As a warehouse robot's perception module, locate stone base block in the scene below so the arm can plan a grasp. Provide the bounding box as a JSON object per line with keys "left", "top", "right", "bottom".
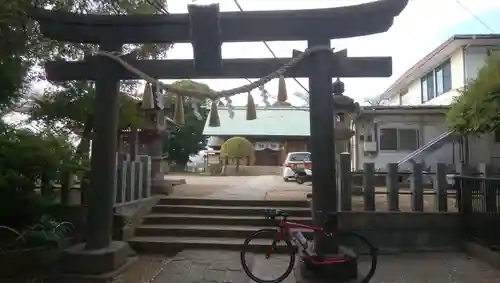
{"left": 55, "top": 256, "right": 137, "bottom": 283}
{"left": 152, "top": 178, "right": 174, "bottom": 195}
{"left": 59, "top": 241, "right": 133, "bottom": 275}
{"left": 295, "top": 247, "right": 359, "bottom": 283}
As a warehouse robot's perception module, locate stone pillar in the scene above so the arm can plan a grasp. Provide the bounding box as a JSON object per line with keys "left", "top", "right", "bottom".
{"left": 307, "top": 38, "right": 336, "bottom": 257}
{"left": 148, "top": 134, "right": 169, "bottom": 194}
{"left": 58, "top": 42, "right": 132, "bottom": 282}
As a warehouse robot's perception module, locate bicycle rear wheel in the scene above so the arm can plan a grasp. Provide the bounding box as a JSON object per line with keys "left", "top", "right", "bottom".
{"left": 240, "top": 228, "right": 296, "bottom": 283}
{"left": 337, "top": 231, "right": 378, "bottom": 283}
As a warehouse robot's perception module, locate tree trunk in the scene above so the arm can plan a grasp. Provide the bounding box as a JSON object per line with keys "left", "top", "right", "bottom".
{"left": 60, "top": 115, "right": 93, "bottom": 205}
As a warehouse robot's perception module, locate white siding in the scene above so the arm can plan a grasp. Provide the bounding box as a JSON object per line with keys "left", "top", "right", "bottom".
{"left": 464, "top": 46, "right": 490, "bottom": 83}
{"left": 354, "top": 114, "right": 456, "bottom": 171}
{"left": 353, "top": 114, "right": 496, "bottom": 171}
{"left": 401, "top": 80, "right": 422, "bottom": 105}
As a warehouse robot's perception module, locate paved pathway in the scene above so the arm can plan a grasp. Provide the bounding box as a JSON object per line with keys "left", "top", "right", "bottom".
{"left": 138, "top": 250, "right": 500, "bottom": 283}
{"left": 168, "top": 175, "right": 310, "bottom": 200}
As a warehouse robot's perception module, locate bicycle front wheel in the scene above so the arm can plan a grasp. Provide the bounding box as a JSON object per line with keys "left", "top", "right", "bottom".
{"left": 240, "top": 228, "right": 296, "bottom": 283}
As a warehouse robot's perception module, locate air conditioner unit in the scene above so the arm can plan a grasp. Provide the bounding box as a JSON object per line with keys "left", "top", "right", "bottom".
{"left": 363, "top": 141, "right": 377, "bottom": 152}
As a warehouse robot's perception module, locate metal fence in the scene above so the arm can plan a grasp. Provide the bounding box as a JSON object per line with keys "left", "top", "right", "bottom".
{"left": 454, "top": 176, "right": 500, "bottom": 250}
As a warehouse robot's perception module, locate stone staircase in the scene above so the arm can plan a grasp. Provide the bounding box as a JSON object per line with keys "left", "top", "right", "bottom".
{"left": 128, "top": 198, "right": 311, "bottom": 254}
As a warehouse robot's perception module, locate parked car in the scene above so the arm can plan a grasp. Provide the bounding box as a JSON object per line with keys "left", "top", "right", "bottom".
{"left": 282, "top": 152, "right": 311, "bottom": 182}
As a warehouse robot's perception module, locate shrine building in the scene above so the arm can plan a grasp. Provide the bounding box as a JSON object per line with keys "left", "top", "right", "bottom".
{"left": 203, "top": 105, "right": 310, "bottom": 166}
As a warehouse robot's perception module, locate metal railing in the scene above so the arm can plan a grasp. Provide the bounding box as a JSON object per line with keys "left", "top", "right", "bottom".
{"left": 454, "top": 176, "right": 500, "bottom": 250}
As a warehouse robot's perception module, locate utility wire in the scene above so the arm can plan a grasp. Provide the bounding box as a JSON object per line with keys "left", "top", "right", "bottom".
{"left": 147, "top": 0, "right": 169, "bottom": 15}
{"left": 232, "top": 0, "right": 310, "bottom": 95}
{"left": 453, "top": 0, "right": 495, "bottom": 33}
{"left": 148, "top": 0, "right": 312, "bottom": 105}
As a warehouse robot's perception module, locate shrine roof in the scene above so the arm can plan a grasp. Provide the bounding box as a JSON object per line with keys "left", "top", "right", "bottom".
{"left": 203, "top": 106, "right": 310, "bottom": 137}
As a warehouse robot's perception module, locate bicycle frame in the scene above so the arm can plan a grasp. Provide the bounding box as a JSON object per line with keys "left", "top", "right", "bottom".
{"left": 270, "top": 218, "right": 348, "bottom": 265}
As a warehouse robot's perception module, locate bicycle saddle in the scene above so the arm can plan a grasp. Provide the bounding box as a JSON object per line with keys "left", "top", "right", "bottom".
{"left": 263, "top": 208, "right": 288, "bottom": 218}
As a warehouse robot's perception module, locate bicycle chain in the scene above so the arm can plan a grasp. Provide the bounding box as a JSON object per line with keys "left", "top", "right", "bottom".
{"left": 97, "top": 46, "right": 333, "bottom": 100}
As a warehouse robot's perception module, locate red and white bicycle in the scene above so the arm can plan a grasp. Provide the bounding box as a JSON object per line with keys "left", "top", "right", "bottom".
{"left": 240, "top": 209, "right": 377, "bottom": 283}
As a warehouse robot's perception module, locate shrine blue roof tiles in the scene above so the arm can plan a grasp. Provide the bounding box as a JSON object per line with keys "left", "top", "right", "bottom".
{"left": 203, "top": 106, "right": 310, "bottom": 137}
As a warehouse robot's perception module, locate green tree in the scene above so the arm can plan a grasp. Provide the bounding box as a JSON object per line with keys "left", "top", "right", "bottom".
{"left": 1, "top": 0, "right": 171, "bottom": 119}
{"left": 163, "top": 80, "right": 211, "bottom": 168}
{"left": 0, "top": 125, "right": 81, "bottom": 230}
{"left": 220, "top": 136, "right": 255, "bottom": 172}
{"left": 0, "top": 0, "right": 172, "bottom": 202}
{"left": 447, "top": 54, "right": 500, "bottom": 134}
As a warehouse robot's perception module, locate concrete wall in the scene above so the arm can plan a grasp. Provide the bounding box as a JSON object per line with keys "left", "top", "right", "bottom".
{"left": 338, "top": 212, "right": 461, "bottom": 253}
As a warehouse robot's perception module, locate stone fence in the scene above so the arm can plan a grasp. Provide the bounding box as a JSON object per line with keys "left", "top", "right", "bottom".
{"left": 337, "top": 153, "right": 496, "bottom": 213}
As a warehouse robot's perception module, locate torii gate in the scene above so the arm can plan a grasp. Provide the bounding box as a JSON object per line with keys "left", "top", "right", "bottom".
{"left": 30, "top": 0, "right": 408, "bottom": 281}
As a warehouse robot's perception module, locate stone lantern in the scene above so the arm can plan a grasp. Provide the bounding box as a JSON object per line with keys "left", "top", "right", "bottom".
{"left": 332, "top": 78, "right": 359, "bottom": 154}
{"left": 140, "top": 83, "right": 170, "bottom": 194}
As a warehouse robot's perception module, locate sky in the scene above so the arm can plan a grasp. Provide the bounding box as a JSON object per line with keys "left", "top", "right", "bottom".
{"left": 11, "top": 0, "right": 500, "bottom": 124}
{"left": 157, "top": 0, "right": 500, "bottom": 106}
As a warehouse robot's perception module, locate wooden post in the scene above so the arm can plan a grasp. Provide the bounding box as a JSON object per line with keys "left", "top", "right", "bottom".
{"left": 411, "top": 162, "right": 424, "bottom": 212}
{"left": 363, "top": 163, "right": 375, "bottom": 211}
{"left": 115, "top": 161, "right": 126, "bottom": 205}
{"left": 125, "top": 161, "right": 134, "bottom": 202}
{"left": 456, "top": 163, "right": 471, "bottom": 212}
{"left": 386, "top": 163, "right": 399, "bottom": 211}
{"left": 484, "top": 174, "right": 497, "bottom": 213}
{"left": 128, "top": 128, "right": 139, "bottom": 161}
{"left": 339, "top": 153, "right": 352, "bottom": 211}
{"left": 139, "top": 155, "right": 152, "bottom": 198}
{"left": 435, "top": 163, "right": 448, "bottom": 212}
{"left": 134, "top": 161, "right": 143, "bottom": 201}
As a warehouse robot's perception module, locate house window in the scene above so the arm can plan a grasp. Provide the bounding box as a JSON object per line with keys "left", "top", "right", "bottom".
{"left": 435, "top": 60, "right": 452, "bottom": 96}
{"left": 442, "top": 60, "right": 452, "bottom": 93}
{"left": 421, "top": 72, "right": 435, "bottom": 102}
{"left": 379, "top": 128, "right": 398, "bottom": 150}
{"left": 421, "top": 59, "right": 452, "bottom": 103}
{"left": 379, "top": 128, "right": 419, "bottom": 151}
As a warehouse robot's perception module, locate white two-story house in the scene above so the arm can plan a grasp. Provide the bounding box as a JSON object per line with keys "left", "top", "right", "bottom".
{"left": 354, "top": 34, "right": 500, "bottom": 171}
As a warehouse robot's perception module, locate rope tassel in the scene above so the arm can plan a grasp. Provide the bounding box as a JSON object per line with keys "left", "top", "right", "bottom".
{"left": 277, "top": 75, "right": 288, "bottom": 102}
{"left": 141, "top": 83, "right": 154, "bottom": 110}
{"left": 246, "top": 92, "right": 257, "bottom": 120}
{"left": 173, "top": 95, "right": 185, "bottom": 124}
{"left": 208, "top": 100, "right": 221, "bottom": 127}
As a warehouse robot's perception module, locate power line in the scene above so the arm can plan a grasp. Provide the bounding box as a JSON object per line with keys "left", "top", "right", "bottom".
{"left": 453, "top": 0, "right": 495, "bottom": 33}
{"left": 232, "top": 0, "right": 310, "bottom": 95}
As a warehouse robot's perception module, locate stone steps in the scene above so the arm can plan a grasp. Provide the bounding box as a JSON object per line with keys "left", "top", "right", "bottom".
{"left": 157, "top": 198, "right": 309, "bottom": 207}
{"left": 129, "top": 236, "right": 295, "bottom": 254}
{"left": 150, "top": 205, "right": 311, "bottom": 217}
{"left": 129, "top": 197, "right": 310, "bottom": 254}
{"left": 135, "top": 224, "right": 313, "bottom": 239}
{"left": 142, "top": 214, "right": 312, "bottom": 226}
